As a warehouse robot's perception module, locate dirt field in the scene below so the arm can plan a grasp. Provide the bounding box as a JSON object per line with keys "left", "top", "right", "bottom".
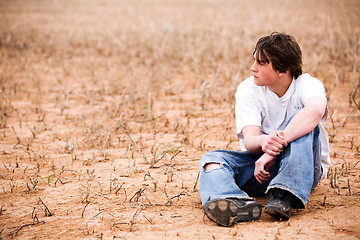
{"left": 0, "top": 0, "right": 359, "bottom": 239}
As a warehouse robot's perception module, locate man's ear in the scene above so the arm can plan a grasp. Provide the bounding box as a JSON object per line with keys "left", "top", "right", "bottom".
{"left": 278, "top": 71, "right": 289, "bottom": 77}
{"left": 279, "top": 72, "right": 286, "bottom": 77}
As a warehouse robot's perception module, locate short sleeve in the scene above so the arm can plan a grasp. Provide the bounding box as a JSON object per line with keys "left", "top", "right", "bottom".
{"left": 298, "top": 74, "right": 327, "bottom": 105}
{"left": 297, "top": 74, "right": 328, "bottom": 122}
{"left": 235, "top": 78, "right": 262, "bottom": 139}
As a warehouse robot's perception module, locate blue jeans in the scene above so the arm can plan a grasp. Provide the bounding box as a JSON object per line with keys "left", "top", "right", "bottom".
{"left": 199, "top": 125, "right": 322, "bottom": 209}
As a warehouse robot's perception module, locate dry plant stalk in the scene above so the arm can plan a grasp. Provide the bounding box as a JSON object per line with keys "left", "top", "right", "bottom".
{"left": 37, "top": 197, "right": 53, "bottom": 217}
{"left": 0, "top": 89, "right": 36, "bottom": 138}
{"left": 13, "top": 221, "right": 45, "bottom": 237}
{"left": 71, "top": 91, "right": 148, "bottom": 163}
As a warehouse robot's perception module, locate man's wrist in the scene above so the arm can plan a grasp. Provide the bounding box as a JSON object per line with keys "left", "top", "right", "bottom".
{"left": 257, "top": 134, "right": 265, "bottom": 150}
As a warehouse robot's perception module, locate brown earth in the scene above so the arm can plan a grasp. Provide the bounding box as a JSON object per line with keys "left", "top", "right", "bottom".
{"left": 0, "top": 0, "right": 359, "bottom": 239}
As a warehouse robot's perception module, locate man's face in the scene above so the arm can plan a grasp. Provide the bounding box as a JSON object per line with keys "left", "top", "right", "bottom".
{"left": 250, "top": 53, "right": 280, "bottom": 87}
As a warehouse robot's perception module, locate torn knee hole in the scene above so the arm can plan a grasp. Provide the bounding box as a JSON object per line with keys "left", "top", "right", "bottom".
{"left": 204, "top": 163, "right": 221, "bottom": 171}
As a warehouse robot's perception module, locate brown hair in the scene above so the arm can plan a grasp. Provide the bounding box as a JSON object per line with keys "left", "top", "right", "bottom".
{"left": 253, "top": 32, "right": 303, "bottom": 79}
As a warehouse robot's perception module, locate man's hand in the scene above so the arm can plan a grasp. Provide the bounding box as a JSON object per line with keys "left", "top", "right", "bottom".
{"left": 254, "top": 153, "right": 276, "bottom": 184}
{"left": 242, "top": 126, "right": 288, "bottom": 155}
{"left": 260, "top": 131, "right": 287, "bottom": 156}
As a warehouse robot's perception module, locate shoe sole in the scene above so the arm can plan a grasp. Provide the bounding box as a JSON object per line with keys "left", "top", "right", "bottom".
{"left": 264, "top": 205, "right": 291, "bottom": 219}
{"left": 204, "top": 199, "right": 262, "bottom": 227}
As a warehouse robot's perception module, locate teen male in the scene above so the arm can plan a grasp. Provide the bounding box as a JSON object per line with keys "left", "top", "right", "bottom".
{"left": 199, "top": 32, "right": 330, "bottom": 227}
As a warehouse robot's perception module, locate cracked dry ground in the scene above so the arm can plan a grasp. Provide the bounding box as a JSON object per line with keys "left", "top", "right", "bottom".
{"left": 0, "top": 0, "right": 359, "bottom": 239}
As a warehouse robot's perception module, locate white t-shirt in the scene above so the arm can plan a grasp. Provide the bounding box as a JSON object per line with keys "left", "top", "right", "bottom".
{"left": 235, "top": 73, "right": 330, "bottom": 180}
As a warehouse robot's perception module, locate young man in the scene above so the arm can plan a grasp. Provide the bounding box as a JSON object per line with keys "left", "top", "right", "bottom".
{"left": 199, "top": 32, "right": 330, "bottom": 227}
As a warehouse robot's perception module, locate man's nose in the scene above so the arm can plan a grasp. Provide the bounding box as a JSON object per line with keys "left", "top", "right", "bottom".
{"left": 250, "top": 62, "right": 257, "bottom": 72}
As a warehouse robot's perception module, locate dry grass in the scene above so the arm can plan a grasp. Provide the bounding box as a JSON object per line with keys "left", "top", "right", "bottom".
{"left": 0, "top": 0, "right": 359, "bottom": 239}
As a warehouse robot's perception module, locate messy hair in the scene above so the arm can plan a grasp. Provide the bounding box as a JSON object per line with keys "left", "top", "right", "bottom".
{"left": 253, "top": 32, "right": 303, "bottom": 79}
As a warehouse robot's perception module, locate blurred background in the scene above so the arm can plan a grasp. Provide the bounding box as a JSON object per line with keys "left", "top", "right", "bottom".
{"left": 0, "top": 0, "right": 359, "bottom": 239}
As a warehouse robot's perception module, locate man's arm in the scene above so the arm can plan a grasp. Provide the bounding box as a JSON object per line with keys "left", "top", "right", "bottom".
{"left": 242, "top": 96, "right": 327, "bottom": 183}
{"left": 242, "top": 127, "right": 286, "bottom": 156}
{"left": 243, "top": 96, "right": 326, "bottom": 154}
{"left": 281, "top": 96, "right": 327, "bottom": 143}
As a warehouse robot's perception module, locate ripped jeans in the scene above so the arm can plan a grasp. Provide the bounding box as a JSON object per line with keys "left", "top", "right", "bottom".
{"left": 199, "top": 125, "right": 322, "bottom": 209}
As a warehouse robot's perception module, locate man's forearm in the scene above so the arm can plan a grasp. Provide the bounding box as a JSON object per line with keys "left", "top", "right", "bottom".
{"left": 254, "top": 152, "right": 276, "bottom": 183}
{"left": 244, "top": 135, "right": 264, "bottom": 154}
{"left": 282, "top": 101, "right": 326, "bottom": 143}
{"left": 243, "top": 126, "right": 287, "bottom": 156}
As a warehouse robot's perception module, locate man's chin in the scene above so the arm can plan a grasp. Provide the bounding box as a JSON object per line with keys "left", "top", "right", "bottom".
{"left": 254, "top": 81, "right": 263, "bottom": 86}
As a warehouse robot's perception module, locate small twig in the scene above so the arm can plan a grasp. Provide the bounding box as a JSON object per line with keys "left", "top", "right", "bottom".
{"left": 108, "top": 178, "right": 117, "bottom": 194}
{"left": 329, "top": 110, "right": 338, "bottom": 134}
{"left": 14, "top": 221, "right": 45, "bottom": 236}
{"left": 169, "top": 150, "right": 182, "bottom": 162}
{"left": 321, "top": 195, "right": 327, "bottom": 207}
{"left": 164, "top": 183, "right": 170, "bottom": 203}
{"left": 79, "top": 182, "right": 111, "bottom": 199}
{"left": 0, "top": 89, "right": 36, "bottom": 138}
{"left": 338, "top": 108, "right": 356, "bottom": 128}
{"left": 143, "top": 215, "right": 153, "bottom": 224}
{"left": 0, "top": 206, "right": 6, "bottom": 215}
{"left": 333, "top": 167, "right": 341, "bottom": 195}
{"left": 129, "top": 186, "right": 148, "bottom": 232}
{"left": 37, "top": 197, "right": 53, "bottom": 217}
{"left": 143, "top": 171, "right": 158, "bottom": 192}
{"left": 333, "top": 167, "right": 338, "bottom": 188}
{"left": 143, "top": 171, "right": 154, "bottom": 181}
{"left": 165, "top": 191, "right": 190, "bottom": 205}
{"left": 354, "top": 160, "right": 360, "bottom": 168}
{"left": 11, "top": 126, "right": 21, "bottom": 147}
{"left": 31, "top": 207, "right": 36, "bottom": 220}
{"left": 192, "top": 172, "right": 200, "bottom": 192}
{"left": 114, "top": 182, "right": 126, "bottom": 195}
{"left": 54, "top": 177, "right": 70, "bottom": 186}
{"left": 122, "top": 187, "right": 128, "bottom": 203}
{"left": 129, "top": 186, "right": 148, "bottom": 203}
{"left": 129, "top": 203, "right": 145, "bottom": 232}
{"left": 101, "top": 209, "right": 115, "bottom": 218}
{"left": 92, "top": 211, "right": 102, "bottom": 219}
{"left": 2, "top": 162, "right": 9, "bottom": 172}
{"left": 82, "top": 201, "right": 90, "bottom": 218}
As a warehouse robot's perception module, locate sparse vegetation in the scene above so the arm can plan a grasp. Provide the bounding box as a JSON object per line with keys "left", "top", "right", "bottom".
{"left": 0, "top": 0, "right": 359, "bottom": 239}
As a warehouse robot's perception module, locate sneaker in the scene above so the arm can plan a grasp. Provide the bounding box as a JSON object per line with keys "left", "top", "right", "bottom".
{"left": 203, "top": 198, "right": 262, "bottom": 227}
{"left": 264, "top": 188, "right": 291, "bottom": 219}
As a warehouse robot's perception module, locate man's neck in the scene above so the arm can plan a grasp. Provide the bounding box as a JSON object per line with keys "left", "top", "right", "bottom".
{"left": 268, "top": 73, "right": 293, "bottom": 98}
